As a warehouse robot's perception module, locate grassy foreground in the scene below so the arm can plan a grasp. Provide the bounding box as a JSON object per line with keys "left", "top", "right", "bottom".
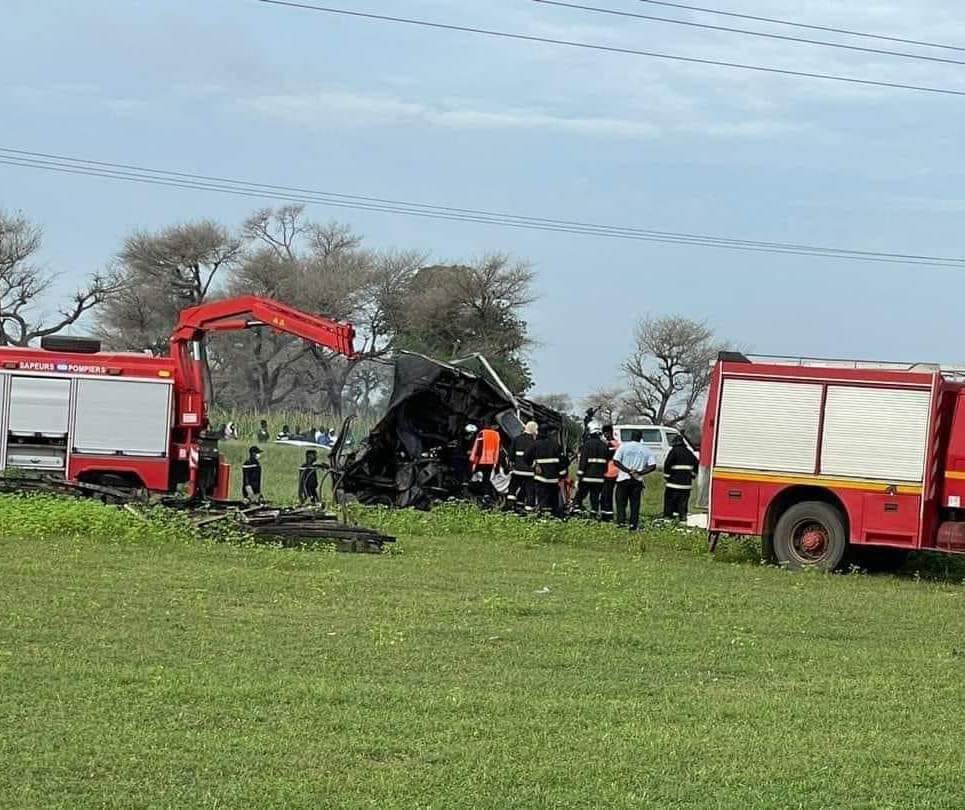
{"left": 0, "top": 495, "right": 963, "bottom": 808}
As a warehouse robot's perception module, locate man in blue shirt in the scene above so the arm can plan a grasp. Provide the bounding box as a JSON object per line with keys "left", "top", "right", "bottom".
{"left": 613, "top": 430, "right": 657, "bottom": 530}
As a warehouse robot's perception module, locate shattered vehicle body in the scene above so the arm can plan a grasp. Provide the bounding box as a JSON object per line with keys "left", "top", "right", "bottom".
{"left": 339, "top": 352, "right": 565, "bottom": 509}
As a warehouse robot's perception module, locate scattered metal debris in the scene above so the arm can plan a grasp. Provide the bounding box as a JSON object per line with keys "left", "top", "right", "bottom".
{"left": 0, "top": 474, "right": 394, "bottom": 554}
{"left": 189, "top": 503, "right": 395, "bottom": 554}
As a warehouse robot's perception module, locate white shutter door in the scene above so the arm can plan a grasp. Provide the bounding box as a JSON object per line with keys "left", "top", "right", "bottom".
{"left": 8, "top": 376, "right": 71, "bottom": 436}
{"left": 820, "top": 386, "right": 930, "bottom": 482}
{"left": 73, "top": 379, "right": 171, "bottom": 456}
{"left": 716, "top": 379, "right": 822, "bottom": 473}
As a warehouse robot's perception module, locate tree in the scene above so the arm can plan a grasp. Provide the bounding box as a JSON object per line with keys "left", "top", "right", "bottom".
{"left": 622, "top": 315, "right": 727, "bottom": 426}
{"left": 0, "top": 210, "right": 120, "bottom": 346}
{"left": 582, "top": 387, "right": 628, "bottom": 425}
{"left": 97, "top": 220, "right": 243, "bottom": 352}
{"left": 387, "top": 255, "right": 537, "bottom": 393}
{"left": 218, "top": 207, "right": 424, "bottom": 417}
{"left": 532, "top": 393, "right": 574, "bottom": 414}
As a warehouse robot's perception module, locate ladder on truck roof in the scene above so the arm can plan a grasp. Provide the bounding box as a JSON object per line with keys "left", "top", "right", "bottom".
{"left": 723, "top": 352, "right": 941, "bottom": 373}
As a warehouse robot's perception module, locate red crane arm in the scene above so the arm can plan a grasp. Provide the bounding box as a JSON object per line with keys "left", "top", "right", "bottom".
{"left": 170, "top": 295, "right": 357, "bottom": 358}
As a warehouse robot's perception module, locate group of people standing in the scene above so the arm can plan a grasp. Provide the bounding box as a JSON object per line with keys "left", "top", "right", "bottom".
{"left": 467, "top": 420, "right": 699, "bottom": 531}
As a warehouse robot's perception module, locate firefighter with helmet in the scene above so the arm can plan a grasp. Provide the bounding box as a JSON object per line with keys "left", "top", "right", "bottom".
{"left": 600, "top": 424, "right": 620, "bottom": 522}
{"left": 575, "top": 421, "right": 609, "bottom": 519}
{"left": 508, "top": 421, "right": 538, "bottom": 512}
{"left": 525, "top": 427, "right": 566, "bottom": 518}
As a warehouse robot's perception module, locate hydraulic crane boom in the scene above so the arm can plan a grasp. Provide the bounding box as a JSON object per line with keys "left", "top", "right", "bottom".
{"left": 171, "top": 295, "right": 357, "bottom": 356}
{"left": 168, "top": 295, "right": 358, "bottom": 499}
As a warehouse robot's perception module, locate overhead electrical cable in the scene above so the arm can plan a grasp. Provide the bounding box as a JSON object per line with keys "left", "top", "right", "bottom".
{"left": 254, "top": 1, "right": 965, "bottom": 97}
{"left": 3, "top": 147, "right": 965, "bottom": 269}
{"left": 533, "top": 0, "right": 965, "bottom": 67}
{"left": 632, "top": 0, "right": 965, "bottom": 54}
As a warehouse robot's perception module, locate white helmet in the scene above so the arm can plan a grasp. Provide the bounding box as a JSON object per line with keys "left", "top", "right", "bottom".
{"left": 588, "top": 420, "right": 603, "bottom": 435}
{"left": 464, "top": 424, "right": 479, "bottom": 435}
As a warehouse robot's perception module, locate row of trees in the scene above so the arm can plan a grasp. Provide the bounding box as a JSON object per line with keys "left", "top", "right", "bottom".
{"left": 1, "top": 205, "right": 731, "bottom": 429}
{"left": 1, "top": 206, "right": 536, "bottom": 418}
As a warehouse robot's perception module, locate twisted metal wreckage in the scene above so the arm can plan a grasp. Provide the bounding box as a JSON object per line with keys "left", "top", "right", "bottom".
{"left": 339, "top": 352, "right": 566, "bottom": 509}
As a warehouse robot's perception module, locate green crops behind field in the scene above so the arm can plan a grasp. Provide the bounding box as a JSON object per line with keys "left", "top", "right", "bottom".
{"left": 0, "top": 493, "right": 963, "bottom": 808}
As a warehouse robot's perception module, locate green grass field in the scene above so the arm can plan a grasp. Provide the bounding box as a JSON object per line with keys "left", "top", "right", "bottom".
{"left": 0, "top": 481, "right": 963, "bottom": 807}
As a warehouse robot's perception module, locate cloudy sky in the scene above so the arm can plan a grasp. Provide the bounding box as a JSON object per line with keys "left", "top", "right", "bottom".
{"left": 4, "top": 0, "right": 965, "bottom": 397}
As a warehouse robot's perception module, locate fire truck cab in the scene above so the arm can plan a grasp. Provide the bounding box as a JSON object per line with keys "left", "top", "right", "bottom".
{"left": 700, "top": 353, "right": 965, "bottom": 569}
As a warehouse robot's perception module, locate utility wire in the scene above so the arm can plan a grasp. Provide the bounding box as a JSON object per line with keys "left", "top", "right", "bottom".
{"left": 254, "top": 1, "right": 965, "bottom": 98}
{"left": 534, "top": 0, "right": 965, "bottom": 67}
{"left": 633, "top": 0, "right": 965, "bottom": 54}
{"left": 3, "top": 147, "right": 965, "bottom": 270}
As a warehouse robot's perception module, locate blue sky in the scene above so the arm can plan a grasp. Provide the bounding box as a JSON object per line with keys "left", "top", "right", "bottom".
{"left": 4, "top": 0, "right": 965, "bottom": 398}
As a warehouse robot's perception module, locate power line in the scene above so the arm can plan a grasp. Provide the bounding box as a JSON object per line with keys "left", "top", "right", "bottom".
{"left": 3, "top": 146, "right": 965, "bottom": 270}
{"left": 254, "top": 1, "right": 965, "bottom": 98}
{"left": 633, "top": 0, "right": 965, "bottom": 54}
{"left": 534, "top": 0, "right": 965, "bottom": 67}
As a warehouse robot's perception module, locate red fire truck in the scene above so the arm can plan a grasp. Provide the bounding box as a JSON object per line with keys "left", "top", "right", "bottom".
{"left": 0, "top": 296, "right": 355, "bottom": 499}
{"left": 699, "top": 353, "right": 965, "bottom": 569}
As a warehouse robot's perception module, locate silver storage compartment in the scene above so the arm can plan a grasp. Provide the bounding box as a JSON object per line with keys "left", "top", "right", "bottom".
{"left": 5, "top": 445, "right": 67, "bottom": 470}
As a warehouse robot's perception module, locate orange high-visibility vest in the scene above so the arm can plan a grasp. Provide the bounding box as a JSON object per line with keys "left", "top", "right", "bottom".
{"left": 470, "top": 429, "right": 501, "bottom": 467}
{"left": 605, "top": 438, "right": 621, "bottom": 480}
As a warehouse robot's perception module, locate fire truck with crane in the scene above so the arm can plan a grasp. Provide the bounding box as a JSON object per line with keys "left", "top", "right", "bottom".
{"left": 0, "top": 296, "right": 356, "bottom": 500}
{"left": 700, "top": 352, "right": 965, "bottom": 569}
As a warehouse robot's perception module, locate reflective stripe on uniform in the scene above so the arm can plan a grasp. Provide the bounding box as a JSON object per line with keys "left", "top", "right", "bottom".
{"left": 581, "top": 477, "right": 605, "bottom": 484}
{"left": 512, "top": 470, "right": 534, "bottom": 478}
{"left": 515, "top": 451, "right": 526, "bottom": 456}
{"left": 536, "top": 457, "right": 560, "bottom": 464}
{"left": 534, "top": 475, "right": 560, "bottom": 484}
{"left": 665, "top": 482, "right": 692, "bottom": 490}
{"left": 587, "top": 458, "right": 608, "bottom": 464}
{"left": 671, "top": 465, "right": 695, "bottom": 471}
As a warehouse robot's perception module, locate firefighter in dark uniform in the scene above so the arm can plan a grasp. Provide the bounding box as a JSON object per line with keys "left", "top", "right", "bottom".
{"left": 508, "top": 421, "right": 538, "bottom": 512}
{"left": 525, "top": 428, "right": 566, "bottom": 518}
{"left": 662, "top": 433, "right": 699, "bottom": 520}
{"left": 575, "top": 422, "right": 609, "bottom": 519}
{"left": 600, "top": 425, "right": 619, "bottom": 522}
{"left": 298, "top": 449, "right": 322, "bottom": 505}
{"left": 242, "top": 445, "right": 263, "bottom": 503}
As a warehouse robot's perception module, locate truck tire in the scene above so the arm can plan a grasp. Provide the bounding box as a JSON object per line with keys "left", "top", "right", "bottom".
{"left": 773, "top": 501, "right": 847, "bottom": 571}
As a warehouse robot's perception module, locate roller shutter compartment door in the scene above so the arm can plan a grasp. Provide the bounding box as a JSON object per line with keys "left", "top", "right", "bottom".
{"left": 820, "top": 386, "right": 930, "bottom": 482}
{"left": 73, "top": 379, "right": 172, "bottom": 456}
{"left": 8, "top": 376, "right": 71, "bottom": 437}
{"left": 715, "top": 379, "right": 823, "bottom": 474}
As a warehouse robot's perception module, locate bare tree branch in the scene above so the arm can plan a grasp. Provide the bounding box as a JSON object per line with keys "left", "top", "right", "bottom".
{"left": 0, "top": 210, "right": 121, "bottom": 346}
{"left": 622, "top": 315, "right": 724, "bottom": 426}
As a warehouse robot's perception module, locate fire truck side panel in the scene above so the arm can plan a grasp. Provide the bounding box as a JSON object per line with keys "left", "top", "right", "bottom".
{"left": 938, "top": 387, "right": 965, "bottom": 517}
{"left": 67, "top": 455, "right": 171, "bottom": 492}
{"left": 708, "top": 361, "right": 938, "bottom": 552}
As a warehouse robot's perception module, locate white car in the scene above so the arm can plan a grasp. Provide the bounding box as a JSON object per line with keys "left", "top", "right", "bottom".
{"left": 612, "top": 424, "right": 695, "bottom": 470}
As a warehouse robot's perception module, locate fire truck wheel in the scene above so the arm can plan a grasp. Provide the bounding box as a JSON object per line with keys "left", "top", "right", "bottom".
{"left": 773, "top": 501, "right": 847, "bottom": 571}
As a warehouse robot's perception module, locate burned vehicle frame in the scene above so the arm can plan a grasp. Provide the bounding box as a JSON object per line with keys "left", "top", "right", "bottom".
{"left": 339, "top": 352, "right": 565, "bottom": 509}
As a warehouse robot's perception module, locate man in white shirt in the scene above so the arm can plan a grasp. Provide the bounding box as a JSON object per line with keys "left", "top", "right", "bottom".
{"left": 612, "top": 430, "right": 657, "bottom": 530}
